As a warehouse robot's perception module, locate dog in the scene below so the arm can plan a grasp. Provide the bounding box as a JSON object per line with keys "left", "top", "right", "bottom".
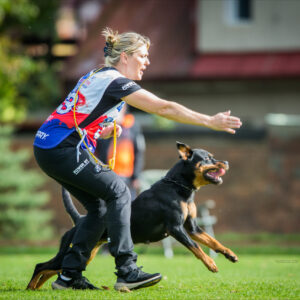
{"left": 27, "top": 142, "right": 238, "bottom": 290}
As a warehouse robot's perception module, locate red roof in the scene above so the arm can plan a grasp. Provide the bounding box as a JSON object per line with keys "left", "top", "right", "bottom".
{"left": 191, "top": 52, "right": 300, "bottom": 79}
{"left": 62, "top": 0, "right": 300, "bottom": 81}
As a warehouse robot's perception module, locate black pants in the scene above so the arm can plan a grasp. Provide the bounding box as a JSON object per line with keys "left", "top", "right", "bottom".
{"left": 34, "top": 144, "right": 138, "bottom": 275}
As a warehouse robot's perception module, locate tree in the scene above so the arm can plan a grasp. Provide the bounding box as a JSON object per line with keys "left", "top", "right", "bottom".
{"left": 0, "top": 37, "right": 36, "bottom": 122}
{"left": 0, "top": 0, "right": 60, "bottom": 123}
{"left": 0, "top": 126, "right": 53, "bottom": 241}
{"left": 0, "top": 1, "right": 60, "bottom": 240}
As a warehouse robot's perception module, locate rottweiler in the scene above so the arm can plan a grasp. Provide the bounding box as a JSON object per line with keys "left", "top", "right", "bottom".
{"left": 27, "top": 142, "right": 238, "bottom": 290}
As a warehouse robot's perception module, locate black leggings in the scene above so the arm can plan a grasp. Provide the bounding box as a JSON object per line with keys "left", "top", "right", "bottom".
{"left": 34, "top": 144, "right": 138, "bottom": 275}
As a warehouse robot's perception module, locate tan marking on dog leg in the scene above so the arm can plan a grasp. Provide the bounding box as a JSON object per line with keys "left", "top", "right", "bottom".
{"left": 27, "top": 273, "right": 41, "bottom": 290}
{"left": 190, "top": 232, "right": 238, "bottom": 262}
{"left": 180, "top": 201, "right": 188, "bottom": 221}
{"left": 190, "top": 231, "right": 222, "bottom": 249}
{"left": 187, "top": 202, "right": 197, "bottom": 219}
{"left": 86, "top": 240, "right": 106, "bottom": 266}
{"left": 188, "top": 245, "right": 218, "bottom": 272}
{"left": 27, "top": 269, "right": 60, "bottom": 290}
{"left": 36, "top": 270, "right": 60, "bottom": 289}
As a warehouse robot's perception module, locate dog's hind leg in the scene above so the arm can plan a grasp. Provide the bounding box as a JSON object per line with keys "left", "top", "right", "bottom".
{"left": 26, "top": 260, "right": 61, "bottom": 290}
{"left": 86, "top": 240, "right": 107, "bottom": 266}
{"left": 36, "top": 270, "right": 60, "bottom": 289}
{"left": 28, "top": 269, "right": 61, "bottom": 290}
{"left": 26, "top": 270, "right": 43, "bottom": 290}
{"left": 27, "top": 227, "right": 77, "bottom": 290}
{"left": 28, "top": 240, "right": 107, "bottom": 290}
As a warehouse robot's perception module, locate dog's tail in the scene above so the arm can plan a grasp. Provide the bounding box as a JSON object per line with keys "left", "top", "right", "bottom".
{"left": 62, "top": 187, "right": 82, "bottom": 225}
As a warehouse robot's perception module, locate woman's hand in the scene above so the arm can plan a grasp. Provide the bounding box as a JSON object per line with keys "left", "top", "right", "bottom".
{"left": 100, "top": 124, "right": 122, "bottom": 139}
{"left": 209, "top": 111, "right": 242, "bottom": 134}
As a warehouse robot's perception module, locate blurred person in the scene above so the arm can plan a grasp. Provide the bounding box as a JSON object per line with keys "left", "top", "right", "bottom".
{"left": 33, "top": 27, "right": 242, "bottom": 291}
{"left": 96, "top": 104, "right": 145, "bottom": 199}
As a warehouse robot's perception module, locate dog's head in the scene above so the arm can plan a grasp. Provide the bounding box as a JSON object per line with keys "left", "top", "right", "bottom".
{"left": 177, "top": 141, "right": 229, "bottom": 190}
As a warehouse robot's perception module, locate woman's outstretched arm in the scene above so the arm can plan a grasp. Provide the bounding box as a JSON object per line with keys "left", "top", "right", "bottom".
{"left": 123, "top": 89, "right": 242, "bottom": 134}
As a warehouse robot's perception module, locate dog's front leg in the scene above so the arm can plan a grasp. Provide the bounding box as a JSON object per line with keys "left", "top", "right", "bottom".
{"left": 168, "top": 225, "right": 218, "bottom": 272}
{"left": 184, "top": 216, "right": 238, "bottom": 263}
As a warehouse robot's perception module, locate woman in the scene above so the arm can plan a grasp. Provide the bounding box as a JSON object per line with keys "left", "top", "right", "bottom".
{"left": 33, "top": 28, "right": 242, "bottom": 291}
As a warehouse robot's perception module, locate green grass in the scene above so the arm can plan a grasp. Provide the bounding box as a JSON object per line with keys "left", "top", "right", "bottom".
{"left": 0, "top": 247, "right": 299, "bottom": 299}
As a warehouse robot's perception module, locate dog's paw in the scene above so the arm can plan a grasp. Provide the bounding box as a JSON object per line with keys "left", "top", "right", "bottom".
{"left": 204, "top": 256, "right": 219, "bottom": 273}
{"left": 223, "top": 248, "right": 238, "bottom": 263}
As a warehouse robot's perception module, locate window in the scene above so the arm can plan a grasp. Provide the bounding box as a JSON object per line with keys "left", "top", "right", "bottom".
{"left": 225, "top": 0, "right": 253, "bottom": 24}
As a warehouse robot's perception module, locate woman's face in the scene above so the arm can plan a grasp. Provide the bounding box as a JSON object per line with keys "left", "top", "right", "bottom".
{"left": 124, "top": 44, "right": 150, "bottom": 81}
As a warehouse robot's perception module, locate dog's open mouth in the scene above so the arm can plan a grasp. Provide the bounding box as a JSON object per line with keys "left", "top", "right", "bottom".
{"left": 204, "top": 168, "right": 226, "bottom": 185}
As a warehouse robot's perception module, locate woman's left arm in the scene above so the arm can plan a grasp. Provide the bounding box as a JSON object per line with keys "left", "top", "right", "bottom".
{"left": 123, "top": 89, "right": 242, "bottom": 134}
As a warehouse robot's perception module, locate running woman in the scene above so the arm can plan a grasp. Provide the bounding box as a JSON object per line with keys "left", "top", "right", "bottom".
{"left": 33, "top": 28, "right": 242, "bottom": 291}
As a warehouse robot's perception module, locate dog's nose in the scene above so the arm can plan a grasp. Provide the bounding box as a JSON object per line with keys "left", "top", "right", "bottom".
{"left": 223, "top": 161, "right": 229, "bottom": 169}
{"left": 217, "top": 160, "right": 229, "bottom": 169}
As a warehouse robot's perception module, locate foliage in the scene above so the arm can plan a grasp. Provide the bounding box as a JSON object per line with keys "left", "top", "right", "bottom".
{"left": 0, "top": 0, "right": 60, "bottom": 123}
{"left": 0, "top": 125, "right": 53, "bottom": 241}
{"left": 0, "top": 37, "right": 35, "bottom": 122}
{"left": 0, "top": 0, "right": 58, "bottom": 39}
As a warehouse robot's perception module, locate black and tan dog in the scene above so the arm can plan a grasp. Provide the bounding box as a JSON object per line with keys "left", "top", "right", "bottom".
{"left": 27, "top": 142, "right": 238, "bottom": 290}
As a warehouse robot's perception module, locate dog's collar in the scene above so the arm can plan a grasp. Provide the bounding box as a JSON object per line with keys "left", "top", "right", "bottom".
{"left": 162, "top": 177, "right": 195, "bottom": 192}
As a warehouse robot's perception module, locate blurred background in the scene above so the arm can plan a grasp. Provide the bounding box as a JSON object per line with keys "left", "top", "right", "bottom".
{"left": 0, "top": 0, "right": 299, "bottom": 250}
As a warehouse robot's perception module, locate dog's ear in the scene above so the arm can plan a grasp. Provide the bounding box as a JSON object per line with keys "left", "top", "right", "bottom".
{"left": 176, "top": 141, "right": 193, "bottom": 160}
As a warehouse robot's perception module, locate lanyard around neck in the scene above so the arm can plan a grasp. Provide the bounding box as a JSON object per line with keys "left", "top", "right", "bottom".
{"left": 73, "top": 68, "right": 117, "bottom": 170}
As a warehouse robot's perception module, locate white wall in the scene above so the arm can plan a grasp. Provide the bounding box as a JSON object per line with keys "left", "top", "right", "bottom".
{"left": 197, "top": 0, "right": 300, "bottom": 52}
{"left": 143, "top": 79, "right": 300, "bottom": 127}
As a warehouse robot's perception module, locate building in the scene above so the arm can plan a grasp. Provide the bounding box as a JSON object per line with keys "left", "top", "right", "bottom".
{"left": 38, "top": 0, "right": 300, "bottom": 233}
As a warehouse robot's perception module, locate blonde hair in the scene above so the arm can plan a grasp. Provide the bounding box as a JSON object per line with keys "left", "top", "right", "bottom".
{"left": 102, "top": 27, "right": 150, "bottom": 67}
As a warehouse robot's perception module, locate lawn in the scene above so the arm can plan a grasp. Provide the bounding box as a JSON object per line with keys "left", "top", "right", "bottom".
{"left": 0, "top": 245, "right": 299, "bottom": 299}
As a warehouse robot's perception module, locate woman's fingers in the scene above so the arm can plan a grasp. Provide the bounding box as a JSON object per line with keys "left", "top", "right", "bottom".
{"left": 211, "top": 111, "right": 242, "bottom": 133}
{"left": 116, "top": 124, "right": 122, "bottom": 137}
{"left": 228, "top": 120, "right": 242, "bottom": 128}
{"left": 223, "top": 110, "right": 231, "bottom": 116}
{"left": 225, "top": 128, "right": 236, "bottom": 134}
{"left": 226, "top": 116, "right": 242, "bottom": 128}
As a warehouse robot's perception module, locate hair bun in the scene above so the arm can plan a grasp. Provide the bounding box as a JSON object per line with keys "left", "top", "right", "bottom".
{"left": 102, "top": 27, "right": 119, "bottom": 45}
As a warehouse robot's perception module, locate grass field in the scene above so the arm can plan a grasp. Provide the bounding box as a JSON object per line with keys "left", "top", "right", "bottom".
{"left": 0, "top": 244, "right": 299, "bottom": 299}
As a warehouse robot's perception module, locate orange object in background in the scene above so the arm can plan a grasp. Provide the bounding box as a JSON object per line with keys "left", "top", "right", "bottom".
{"left": 107, "top": 114, "right": 136, "bottom": 177}
{"left": 108, "top": 139, "right": 135, "bottom": 177}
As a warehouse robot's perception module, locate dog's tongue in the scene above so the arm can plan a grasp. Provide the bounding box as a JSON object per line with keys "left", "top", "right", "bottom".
{"left": 218, "top": 168, "right": 226, "bottom": 176}
{"left": 210, "top": 168, "right": 226, "bottom": 177}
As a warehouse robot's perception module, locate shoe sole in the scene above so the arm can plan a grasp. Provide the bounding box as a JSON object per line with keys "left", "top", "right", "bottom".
{"left": 51, "top": 281, "right": 70, "bottom": 290}
{"left": 114, "top": 274, "right": 162, "bottom": 291}
{"left": 52, "top": 281, "right": 100, "bottom": 290}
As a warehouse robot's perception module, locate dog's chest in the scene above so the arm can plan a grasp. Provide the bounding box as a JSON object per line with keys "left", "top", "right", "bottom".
{"left": 180, "top": 201, "right": 197, "bottom": 222}
{"left": 180, "top": 201, "right": 189, "bottom": 221}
